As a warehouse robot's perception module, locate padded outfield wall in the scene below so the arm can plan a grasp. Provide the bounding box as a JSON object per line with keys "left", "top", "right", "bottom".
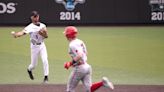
{"left": 0, "top": 0, "right": 164, "bottom": 25}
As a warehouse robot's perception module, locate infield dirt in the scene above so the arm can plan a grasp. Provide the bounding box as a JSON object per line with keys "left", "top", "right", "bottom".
{"left": 0, "top": 84, "right": 164, "bottom": 92}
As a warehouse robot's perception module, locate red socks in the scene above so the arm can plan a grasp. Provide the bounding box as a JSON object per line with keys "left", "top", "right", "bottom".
{"left": 91, "top": 82, "right": 103, "bottom": 92}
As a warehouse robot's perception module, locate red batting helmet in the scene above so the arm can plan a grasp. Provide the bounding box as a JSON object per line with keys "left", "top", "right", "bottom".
{"left": 64, "top": 26, "right": 78, "bottom": 39}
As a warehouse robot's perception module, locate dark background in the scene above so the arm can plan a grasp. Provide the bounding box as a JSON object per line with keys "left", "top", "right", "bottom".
{"left": 0, "top": 0, "right": 163, "bottom": 26}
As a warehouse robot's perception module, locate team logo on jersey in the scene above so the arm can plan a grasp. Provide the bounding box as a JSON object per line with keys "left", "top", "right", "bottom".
{"left": 55, "top": 0, "right": 85, "bottom": 11}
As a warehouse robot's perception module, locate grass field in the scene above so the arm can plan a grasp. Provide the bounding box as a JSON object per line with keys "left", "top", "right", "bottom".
{"left": 0, "top": 26, "right": 164, "bottom": 85}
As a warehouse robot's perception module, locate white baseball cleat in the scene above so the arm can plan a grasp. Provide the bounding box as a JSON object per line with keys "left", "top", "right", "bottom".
{"left": 102, "top": 77, "right": 114, "bottom": 90}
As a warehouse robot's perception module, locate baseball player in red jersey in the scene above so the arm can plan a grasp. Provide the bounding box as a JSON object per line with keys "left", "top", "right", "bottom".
{"left": 11, "top": 11, "right": 49, "bottom": 83}
{"left": 63, "top": 26, "right": 114, "bottom": 92}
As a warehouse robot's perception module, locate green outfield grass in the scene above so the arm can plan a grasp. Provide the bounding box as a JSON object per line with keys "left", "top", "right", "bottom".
{"left": 0, "top": 26, "right": 164, "bottom": 85}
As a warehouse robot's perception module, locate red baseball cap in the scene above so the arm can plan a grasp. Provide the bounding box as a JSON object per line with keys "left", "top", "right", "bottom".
{"left": 63, "top": 26, "right": 78, "bottom": 39}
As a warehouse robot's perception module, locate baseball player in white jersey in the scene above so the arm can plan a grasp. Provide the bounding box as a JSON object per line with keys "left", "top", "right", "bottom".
{"left": 11, "top": 11, "right": 49, "bottom": 83}
{"left": 63, "top": 26, "right": 114, "bottom": 92}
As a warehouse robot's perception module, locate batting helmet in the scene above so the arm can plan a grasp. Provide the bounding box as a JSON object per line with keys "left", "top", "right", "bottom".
{"left": 64, "top": 26, "right": 78, "bottom": 39}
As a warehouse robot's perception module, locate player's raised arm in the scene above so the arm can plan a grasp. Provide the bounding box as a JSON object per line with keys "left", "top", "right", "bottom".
{"left": 11, "top": 30, "right": 26, "bottom": 38}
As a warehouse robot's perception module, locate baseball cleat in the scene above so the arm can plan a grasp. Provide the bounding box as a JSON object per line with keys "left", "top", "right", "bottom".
{"left": 27, "top": 69, "right": 34, "bottom": 80}
{"left": 43, "top": 76, "right": 48, "bottom": 84}
{"left": 102, "top": 77, "right": 114, "bottom": 90}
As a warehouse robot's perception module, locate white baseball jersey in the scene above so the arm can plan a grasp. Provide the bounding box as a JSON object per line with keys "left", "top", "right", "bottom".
{"left": 23, "top": 23, "right": 46, "bottom": 44}
{"left": 69, "top": 38, "right": 87, "bottom": 64}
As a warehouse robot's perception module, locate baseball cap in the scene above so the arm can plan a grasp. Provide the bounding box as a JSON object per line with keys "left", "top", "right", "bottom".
{"left": 64, "top": 26, "right": 78, "bottom": 39}
{"left": 31, "top": 11, "right": 39, "bottom": 17}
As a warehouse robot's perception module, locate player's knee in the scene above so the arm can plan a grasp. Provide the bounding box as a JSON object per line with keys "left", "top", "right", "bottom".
{"left": 42, "top": 59, "right": 48, "bottom": 64}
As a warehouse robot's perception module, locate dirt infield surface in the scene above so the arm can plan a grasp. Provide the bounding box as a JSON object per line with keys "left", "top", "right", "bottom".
{"left": 0, "top": 84, "right": 164, "bottom": 92}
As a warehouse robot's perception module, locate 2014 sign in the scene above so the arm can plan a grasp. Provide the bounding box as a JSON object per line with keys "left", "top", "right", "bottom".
{"left": 151, "top": 12, "right": 164, "bottom": 21}
{"left": 60, "top": 12, "right": 81, "bottom": 20}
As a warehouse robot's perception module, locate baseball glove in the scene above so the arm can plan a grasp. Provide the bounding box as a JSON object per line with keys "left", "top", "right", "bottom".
{"left": 38, "top": 29, "right": 48, "bottom": 38}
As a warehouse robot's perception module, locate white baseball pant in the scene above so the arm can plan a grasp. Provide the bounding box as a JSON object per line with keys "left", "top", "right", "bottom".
{"left": 67, "top": 63, "right": 92, "bottom": 92}
{"left": 28, "top": 42, "right": 49, "bottom": 76}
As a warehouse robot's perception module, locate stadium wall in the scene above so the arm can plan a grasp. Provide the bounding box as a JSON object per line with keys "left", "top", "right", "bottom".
{"left": 0, "top": 0, "right": 164, "bottom": 26}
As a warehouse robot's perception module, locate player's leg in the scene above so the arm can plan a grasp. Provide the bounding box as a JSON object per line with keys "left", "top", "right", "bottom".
{"left": 91, "top": 82, "right": 103, "bottom": 92}
{"left": 91, "top": 77, "right": 114, "bottom": 91}
{"left": 79, "top": 64, "right": 102, "bottom": 92}
{"left": 66, "top": 68, "right": 80, "bottom": 92}
{"left": 28, "top": 47, "right": 39, "bottom": 70}
{"left": 40, "top": 43, "right": 49, "bottom": 82}
{"left": 89, "top": 64, "right": 103, "bottom": 92}
{"left": 89, "top": 65, "right": 103, "bottom": 92}
{"left": 81, "top": 64, "right": 105, "bottom": 92}
{"left": 27, "top": 47, "right": 39, "bottom": 80}
{"left": 81, "top": 66, "right": 92, "bottom": 92}
{"left": 102, "top": 77, "right": 114, "bottom": 90}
